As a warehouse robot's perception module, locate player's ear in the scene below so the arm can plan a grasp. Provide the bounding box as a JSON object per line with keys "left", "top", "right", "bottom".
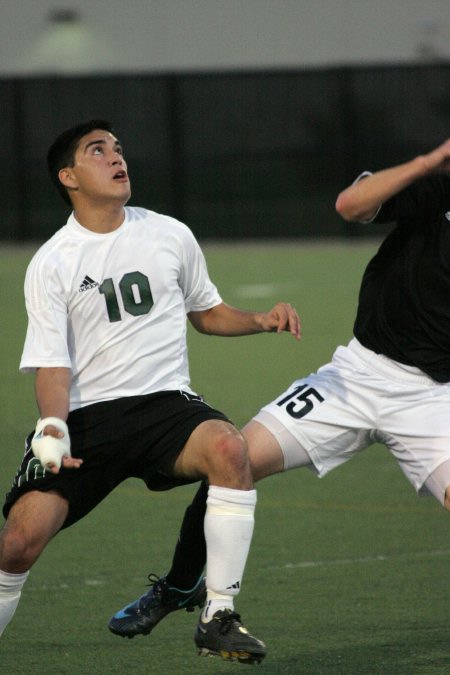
{"left": 58, "top": 167, "right": 78, "bottom": 190}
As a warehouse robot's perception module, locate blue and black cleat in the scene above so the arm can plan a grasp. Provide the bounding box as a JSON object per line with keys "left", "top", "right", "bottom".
{"left": 108, "top": 573, "right": 206, "bottom": 639}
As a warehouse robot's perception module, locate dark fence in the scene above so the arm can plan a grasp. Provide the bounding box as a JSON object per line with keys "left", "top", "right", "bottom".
{"left": 2, "top": 64, "right": 449, "bottom": 241}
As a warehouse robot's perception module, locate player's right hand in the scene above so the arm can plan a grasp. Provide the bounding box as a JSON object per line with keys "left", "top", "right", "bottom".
{"left": 31, "top": 417, "right": 83, "bottom": 474}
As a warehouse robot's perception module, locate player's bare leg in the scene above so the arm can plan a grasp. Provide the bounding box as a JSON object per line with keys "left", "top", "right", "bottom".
{"left": 0, "top": 491, "right": 68, "bottom": 635}
{"left": 111, "top": 420, "right": 266, "bottom": 664}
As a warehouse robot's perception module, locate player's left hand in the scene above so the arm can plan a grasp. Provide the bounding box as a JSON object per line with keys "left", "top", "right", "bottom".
{"left": 261, "top": 302, "right": 301, "bottom": 340}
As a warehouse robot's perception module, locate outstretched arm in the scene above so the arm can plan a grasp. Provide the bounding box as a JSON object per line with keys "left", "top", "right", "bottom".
{"left": 335, "top": 138, "right": 450, "bottom": 222}
{"left": 188, "top": 302, "right": 301, "bottom": 340}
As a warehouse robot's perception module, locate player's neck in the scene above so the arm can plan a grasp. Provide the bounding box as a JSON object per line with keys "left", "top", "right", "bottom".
{"left": 72, "top": 201, "right": 126, "bottom": 233}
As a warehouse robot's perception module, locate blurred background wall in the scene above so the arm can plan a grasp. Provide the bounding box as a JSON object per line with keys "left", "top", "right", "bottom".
{"left": 1, "top": 0, "right": 449, "bottom": 240}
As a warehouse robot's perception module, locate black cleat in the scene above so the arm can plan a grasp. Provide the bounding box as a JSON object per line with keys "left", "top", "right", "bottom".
{"left": 194, "top": 609, "right": 266, "bottom": 664}
{"left": 108, "top": 574, "right": 206, "bottom": 639}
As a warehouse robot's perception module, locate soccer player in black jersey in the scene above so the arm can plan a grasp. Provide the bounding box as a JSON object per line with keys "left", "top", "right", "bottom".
{"left": 110, "top": 138, "right": 450, "bottom": 639}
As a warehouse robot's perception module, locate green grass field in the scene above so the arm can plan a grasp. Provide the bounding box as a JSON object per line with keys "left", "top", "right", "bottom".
{"left": 0, "top": 242, "right": 449, "bottom": 674}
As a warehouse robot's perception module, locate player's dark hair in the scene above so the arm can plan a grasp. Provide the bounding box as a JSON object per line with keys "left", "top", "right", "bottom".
{"left": 47, "top": 119, "right": 115, "bottom": 205}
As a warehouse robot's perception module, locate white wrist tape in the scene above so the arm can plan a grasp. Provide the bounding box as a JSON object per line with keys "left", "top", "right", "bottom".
{"left": 31, "top": 417, "right": 71, "bottom": 470}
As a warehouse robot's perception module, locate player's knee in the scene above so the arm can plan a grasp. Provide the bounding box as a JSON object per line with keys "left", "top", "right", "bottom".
{"left": 0, "top": 527, "right": 41, "bottom": 572}
{"left": 210, "top": 427, "right": 249, "bottom": 471}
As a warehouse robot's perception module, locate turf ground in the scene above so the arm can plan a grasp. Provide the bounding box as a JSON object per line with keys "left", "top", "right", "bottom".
{"left": 0, "top": 242, "right": 449, "bottom": 674}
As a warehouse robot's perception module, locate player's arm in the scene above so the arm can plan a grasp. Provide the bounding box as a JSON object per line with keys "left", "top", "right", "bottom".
{"left": 188, "top": 302, "right": 301, "bottom": 340}
{"left": 335, "top": 137, "right": 450, "bottom": 222}
{"left": 35, "top": 367, "right": 71, "bottom": 421}
{"left": 32, "top": 367, "right": 83, "bottom": 474}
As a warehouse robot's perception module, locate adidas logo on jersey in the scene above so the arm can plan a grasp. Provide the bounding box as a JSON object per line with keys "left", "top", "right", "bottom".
{"left": 78, "top": 275, "right": 99, "bottom": 292}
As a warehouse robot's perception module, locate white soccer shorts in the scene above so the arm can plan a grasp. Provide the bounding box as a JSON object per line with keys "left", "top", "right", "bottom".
{"left": 253, "top": 339, "right": 450, "bottom": 503}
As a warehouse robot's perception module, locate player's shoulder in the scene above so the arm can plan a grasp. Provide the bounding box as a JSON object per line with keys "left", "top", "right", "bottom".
{"left": 403, "top": 172, "right": 450, "bottom": 217}
{"left": 424, "top": 172, "right": 450, "bottom": 200}
{"left": 125, "top": 206, "right": 197, "bottom": 241}
{"left": 26, "top": 222, "right": 73, "bottom": 277}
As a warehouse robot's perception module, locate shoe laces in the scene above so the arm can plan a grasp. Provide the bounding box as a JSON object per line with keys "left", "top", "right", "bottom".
{"left": 143, "top": 573, "right": 167, "bottom": 601}
{"left": 146, "top": 572, "right": 164, "bottom": 588}
{"left": 215, "top": 610, "right": 242, "bottom": 635}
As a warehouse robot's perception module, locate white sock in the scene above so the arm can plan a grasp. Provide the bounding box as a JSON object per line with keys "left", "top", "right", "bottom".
{"left": 202, "top": 486, "right": 256, "bottom": 622}
{"left": 0, "top": 569, "right": 29, "bottom": 636}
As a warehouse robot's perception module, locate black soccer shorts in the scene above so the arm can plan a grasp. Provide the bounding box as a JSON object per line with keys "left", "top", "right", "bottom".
{"left": 3, "top": 390, "right": 230, "bottom": 528}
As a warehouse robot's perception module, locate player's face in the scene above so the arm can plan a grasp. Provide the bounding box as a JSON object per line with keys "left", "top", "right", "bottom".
{"left": 65, "top": 129, "right": 131, "bottom": 205}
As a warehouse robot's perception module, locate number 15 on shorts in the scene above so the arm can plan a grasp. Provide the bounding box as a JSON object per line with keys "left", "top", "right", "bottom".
{"left": 276, "top": 384, "right": 324, "bottom": 419}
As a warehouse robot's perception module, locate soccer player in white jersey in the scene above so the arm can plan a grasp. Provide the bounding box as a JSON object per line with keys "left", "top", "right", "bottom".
{"left": 0, "top": 119, "right": 301, "bottom": 664}
{"left": 110, "top": 138, "right": 450, "bottom": 639}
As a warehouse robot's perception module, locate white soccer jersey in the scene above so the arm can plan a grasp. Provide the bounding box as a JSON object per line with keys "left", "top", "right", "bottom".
{"left": 20, "top": 207, "right": 222, "bottom": 410}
